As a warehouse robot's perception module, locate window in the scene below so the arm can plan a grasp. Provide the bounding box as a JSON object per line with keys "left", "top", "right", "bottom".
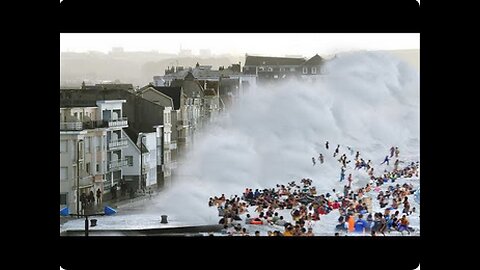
{"left": 290, "top": 67, "right": 295, "bottom": 72}
{"left": 96, "top": 163, "right": 100, "bottom": 173}
{"left": 268, "top": 67, "right": 273, "bottom": 72}
{"left": 259, "top": 67, "right": 265, "bottom": 71}
{"left": 78, "top": 141, "right": 84, "bottom": 158}
{"left": 164, "top": 112, "right": 170, "bottom": 124}
{"left": 86, "top": 162, "right": 91, "bottom": 174}
{"left": 312, "top": 67, "right": 317, "bottom": 74}
{"left": 74, "top": 112, "right": 78, "bottom": 119}
{"left": 60, "top": 141, "right": 67, "bottom": 153}
{"left": 273, "top": 75, "right": 279, "bottom": 79}
{"left": 60, "top": 193, "right": 68, "bottom": 205}
{"left": 126, "top": 156, "right": 133, "bottom": 166}
{"left": 303, "top": 67, "right": 308, "bottom": 74}
{"left": 85, "top": 137, "right": 90, "bottom": 153}
{"left": 60, "top": 167, "right": 68, "bottom": 181}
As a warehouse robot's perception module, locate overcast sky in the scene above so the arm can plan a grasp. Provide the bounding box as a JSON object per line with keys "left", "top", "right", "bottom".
{"left": 60, "top": 33, "right": 419, "bottom": 57}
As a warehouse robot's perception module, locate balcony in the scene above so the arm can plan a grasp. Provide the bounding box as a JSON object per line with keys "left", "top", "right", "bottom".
{"left": 60, "top": 122, "right": 83, "bottom": 131}
{"left": 108, "top": 159, "right": 128, "bottom": 171}
{"left": 60, "top": 120, "right": 109, "bottom": 131}
{"left": 163, "top": 141, "right": 170, "bottom": 150}
{"left": 170, "top": 161, "right": 178, "bottom": 169}
{"left": 108, "top": 138, "right": 128, "bottom": 150}
{"left": 107, "top": 117, "right": 128, "bottom": 128}
{"left": 72, "top": 176, "right": 94, "bottom": 189}
{"left": 177, "top": 119, "right": 189, "bottom": 127}
{"left": 163, "top": 141, "right": 177, "bottom": 150}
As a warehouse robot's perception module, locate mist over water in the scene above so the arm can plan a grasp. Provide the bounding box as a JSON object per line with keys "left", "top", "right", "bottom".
{"left": 147, "top": 51, "right": 420, "bottom": 223}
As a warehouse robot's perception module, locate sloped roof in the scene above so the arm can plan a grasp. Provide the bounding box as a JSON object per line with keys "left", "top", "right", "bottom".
{"left": 151, "top": 86, "right": 182, "bottom": 110}
{"left": 93, "top": 83, "right": 135, "bottom": 90}
{"left": 138, "top": 86, "right": 175, "bottom": 108}
{"left": 244, "top": 55, "right": 306, "bottom": 66}
{"left": 170, "top": 79, "right": 203, "bottom": 98}
{"left": 303, "top": 54, "right": 324, "bottom": 66}
{"left": 124, "top": 127, "right": 149, "bottom": 153}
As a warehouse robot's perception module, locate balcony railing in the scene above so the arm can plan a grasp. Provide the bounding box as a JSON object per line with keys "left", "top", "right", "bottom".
{"left": 84, "top": 120, "right": 108, "bottom": 129}
{"left": 60, "top": 120, "right": 108, "bottom": 131}
{"left": 108, "top": 159, "right": 128, "bottom": 171}
{"left": 72, "top": 176, "right": 93, "bottom": 189}
{"left": 170, "top": 161, "right": 178, "bottom": 169}
{"left": 107, "top": 117, "right": 128, "bottom": 128}
{"left": 164, "top": 141, "right": 177, "bottom": 150}
{"left": 177, "top": 119, "right": 189, "bottom": 127}
{"left": 108, "top": 138, "right": 128, "bottom": 150}
{"left": 60, "top": 122, "right": 83, "bottom": 131}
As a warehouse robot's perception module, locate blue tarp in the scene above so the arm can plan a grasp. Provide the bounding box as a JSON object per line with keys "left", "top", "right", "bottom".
{"left": 60, "top": 207, "right": 69, "bottom": 216}
{"left": 104, "top": 206, "right": 117, "bottom": 216}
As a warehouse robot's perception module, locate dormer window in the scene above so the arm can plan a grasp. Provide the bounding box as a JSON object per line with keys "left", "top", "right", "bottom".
{"left": 303, "top": 67, "right": 308, "bottom": 74}
{"left": 312, "top": 67, "right": 317, "bottom": 74}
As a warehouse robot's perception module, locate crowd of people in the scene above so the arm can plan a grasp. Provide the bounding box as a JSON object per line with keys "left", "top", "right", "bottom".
{"left": 208, "top": 141, "right": 420, "bottom": 236}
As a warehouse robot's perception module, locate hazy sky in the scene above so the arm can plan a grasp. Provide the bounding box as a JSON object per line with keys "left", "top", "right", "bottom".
{"left": 60, "top": 33, "right": 419, "bottom": 57}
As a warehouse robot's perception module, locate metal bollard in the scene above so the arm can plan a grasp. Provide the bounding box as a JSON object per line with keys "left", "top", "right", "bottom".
{"left": 161, "top": 215, "right": 168, "bottom": 224}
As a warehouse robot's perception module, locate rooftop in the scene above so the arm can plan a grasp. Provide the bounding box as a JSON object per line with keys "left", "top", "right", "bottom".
{"left": 96, "top": 100, "right": 127, "bottom": 104}
{"left": 303, "top": 54, "right": 324, "bottom": 66}
{"left": 151, "top": 86, "right": 182, "bottom": 110}
{"left": 244, "top": 55, "right": 306, "bottom": 66}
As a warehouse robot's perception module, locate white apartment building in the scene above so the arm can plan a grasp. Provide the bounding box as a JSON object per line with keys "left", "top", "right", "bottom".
{"left": 60, "top": 100, "right": 128, "bottom": 213}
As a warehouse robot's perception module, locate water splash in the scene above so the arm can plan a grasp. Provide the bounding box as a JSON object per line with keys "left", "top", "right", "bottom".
{"left": 147, "top": 51, "right": 419, "bottom": 223}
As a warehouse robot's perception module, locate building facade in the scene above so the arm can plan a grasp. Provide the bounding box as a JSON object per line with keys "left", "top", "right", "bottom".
{"left": 122, "top": 130, "right": 157, "bottom": 192}
{"left": 300, "top": 54, "right": 326, "bottom": 82}
{"left": 60, "top": 88, "right": 173, "bottom": 189}
{"left": 60, "top": 100, "right": 128, "bottom": 212}
{"left": 243, "top": 55, "right": 306, "bottom": 83}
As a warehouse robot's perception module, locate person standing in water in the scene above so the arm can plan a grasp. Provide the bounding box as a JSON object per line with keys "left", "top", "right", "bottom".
{"left": 366, "top": 160, "right": 372, "bottom": 170}
{"left": 395, "top": 147, "right": 400, "bottom": 158}
{"left": 390, "top": 146, "right": 395, "bottom": 158}
{"left": 340, "top": 167, "right": 346, "bottom": 182}
{"left": 312, "top": 157, "right": 316, "bottom": 166}
{"left": 347, "top": 146, "right": 354, "bottom": 156}
{"left": 381, "top": 155, "right": 390, "bottom": 165}
{"left": 334, "top": 145, "right": 340, "bottom": 157}
{"left": 347, "top": 173, "right": 353, "bottom": 188}
{"left": 319, "top": 153, "right": 324, "bottom": 164}
{"left": 325, "top": 141, "right": 329, "bottom": 150}
{"left": 394, "top": 159, "right": 400, "bottom": 171}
